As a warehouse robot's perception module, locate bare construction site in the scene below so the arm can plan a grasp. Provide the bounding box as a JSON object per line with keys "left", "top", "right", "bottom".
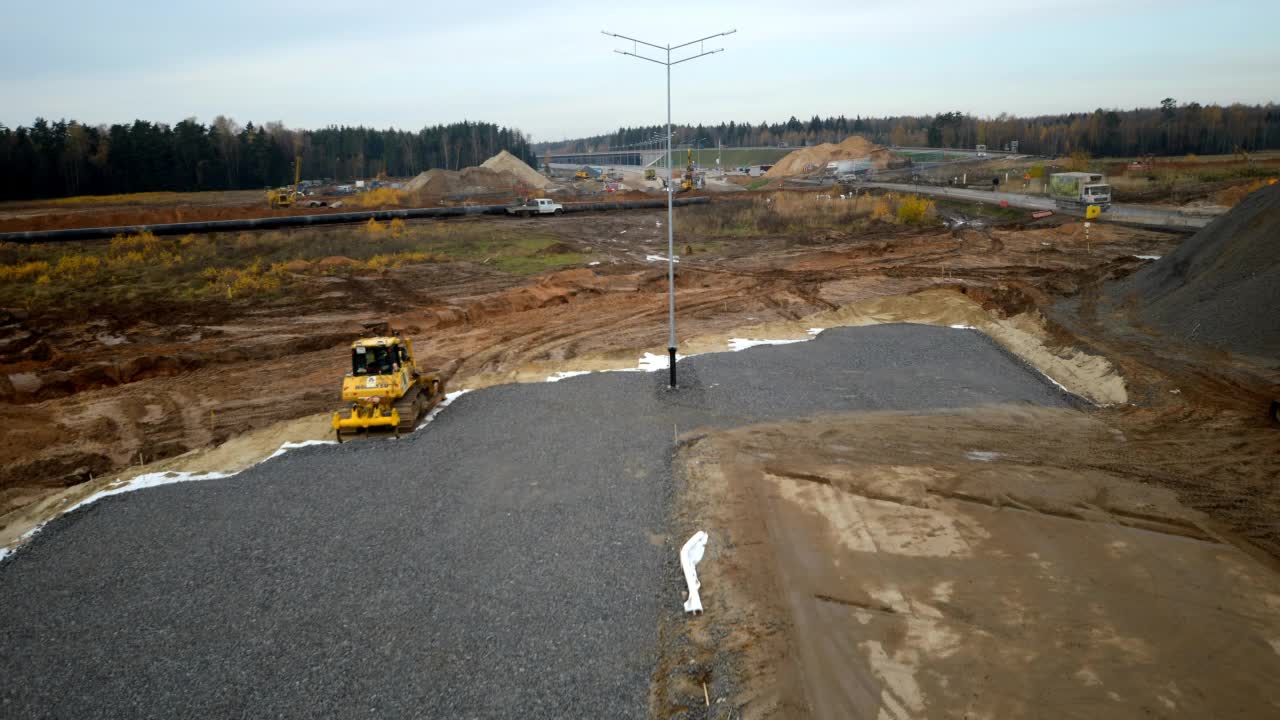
{"left": 2, "top": 21, "right": 1280, "bottom": 716}
{"left": 2, "top": 149, "right": 1277, "bottom": 716}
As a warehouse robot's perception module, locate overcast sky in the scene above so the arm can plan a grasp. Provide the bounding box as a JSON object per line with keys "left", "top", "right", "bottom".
{"left": 3, "top": 0, "right": 1276, "bottom": 141}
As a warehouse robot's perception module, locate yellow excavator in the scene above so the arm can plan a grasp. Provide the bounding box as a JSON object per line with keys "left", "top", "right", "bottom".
{"left": 679, "top": 149, "right": 695, "bottom": 192}
{"left": 332, "top": 334, "right": 447, "bottom": 442}
{"left": 267, "top": 155, "right": 302, "bottom": 209}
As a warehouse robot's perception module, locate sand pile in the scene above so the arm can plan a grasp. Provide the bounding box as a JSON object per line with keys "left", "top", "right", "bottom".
{"left": 765, "top": 135, "right": 892, "bottom": 177}
{"left": 481, "top": 150, "right": 549, "bottom": 189}
{"left": 1104, "top": 182, "right": 1280, "bottom": 359}
{"left": 403, "top": 166, "right": 523, "bottom": 195}
{"left": 403, "top": 150, "right": 547, "bottom": 195}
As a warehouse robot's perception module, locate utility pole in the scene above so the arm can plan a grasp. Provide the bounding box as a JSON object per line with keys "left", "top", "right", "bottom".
{"left": 604, "top": 28, "right": 736, "bottom": 388}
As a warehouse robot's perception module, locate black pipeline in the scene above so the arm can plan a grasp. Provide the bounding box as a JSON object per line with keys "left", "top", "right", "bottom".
{"left": 0, "top": 197, "right": 711, "bottom": 244}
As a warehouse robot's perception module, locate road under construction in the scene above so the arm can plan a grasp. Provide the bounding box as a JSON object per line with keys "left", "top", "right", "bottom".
{"left": 1, "top": 160, "right": 1278, "bottom": 719}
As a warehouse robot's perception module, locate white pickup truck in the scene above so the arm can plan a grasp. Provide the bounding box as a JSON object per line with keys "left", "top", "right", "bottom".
{"left": 505, "top": 198, "right": 564, "bottom": 217}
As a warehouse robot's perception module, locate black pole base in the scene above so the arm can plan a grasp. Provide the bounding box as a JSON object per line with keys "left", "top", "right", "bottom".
{"left": 668, "top": 347, "right": 678, "bottom": 389}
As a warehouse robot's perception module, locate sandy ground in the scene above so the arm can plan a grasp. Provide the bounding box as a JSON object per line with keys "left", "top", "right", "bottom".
{"left": 661, "top": 408, "right": 1280, "bottom": 719}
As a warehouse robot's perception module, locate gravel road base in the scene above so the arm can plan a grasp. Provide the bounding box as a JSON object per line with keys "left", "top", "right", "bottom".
{"left": 0, "top": 324, "right": 1069, "bottom": 718}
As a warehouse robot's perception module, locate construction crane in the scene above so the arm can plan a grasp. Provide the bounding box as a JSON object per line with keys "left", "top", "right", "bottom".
{"left": 267, "top": 155, "right": 302, "bottom": 209}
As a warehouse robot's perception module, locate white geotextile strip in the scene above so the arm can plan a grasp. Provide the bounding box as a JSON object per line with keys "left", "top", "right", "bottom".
{"left": 2, "top": 391, "right": 472, "bottom": 563}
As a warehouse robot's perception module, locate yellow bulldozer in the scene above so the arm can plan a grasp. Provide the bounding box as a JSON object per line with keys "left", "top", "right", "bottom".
{"left": 332, "top": 334, "right": 447, "bottom": 442}
{"left": 266, "top": 155, "right": 302, "bottom": 209}
{"left": 644, "top": 168, "right": 657, "bottom": 181}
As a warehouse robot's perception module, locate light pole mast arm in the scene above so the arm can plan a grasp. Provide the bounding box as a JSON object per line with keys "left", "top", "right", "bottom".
{"left": 603, "top": 29, "right": 736, "bottom": 389}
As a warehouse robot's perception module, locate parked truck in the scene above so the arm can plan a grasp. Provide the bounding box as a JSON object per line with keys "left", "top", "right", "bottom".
{"left": 1049, "top": 172, "right": 1112, "bottom": 210}
{"left": 505, "top": 198, "right": 564, "bottom": 217}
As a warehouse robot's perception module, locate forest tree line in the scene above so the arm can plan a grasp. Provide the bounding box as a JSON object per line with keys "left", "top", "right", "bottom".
{"left": 542, "top": 100, "right": 1280, "bottom": 159}
{"left": 0, "top": 118, "right": 538, "bottom": 201}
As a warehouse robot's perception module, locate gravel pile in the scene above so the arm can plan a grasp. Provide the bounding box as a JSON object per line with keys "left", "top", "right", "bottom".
{"left": 1105, "top": 182, "right": 1280, "bottom": 359}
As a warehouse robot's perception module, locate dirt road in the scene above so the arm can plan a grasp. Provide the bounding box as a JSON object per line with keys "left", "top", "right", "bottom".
{"left": 864, "top": 182, "right": 1212, "bottom": 231}
{"left": 665, "top": 408, "right": 1280, "bottom": 718}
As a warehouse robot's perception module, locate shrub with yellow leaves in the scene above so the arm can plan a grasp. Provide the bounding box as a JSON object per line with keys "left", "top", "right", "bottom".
{"left": 895, "top": 195, "right": 936, "bottom": 224}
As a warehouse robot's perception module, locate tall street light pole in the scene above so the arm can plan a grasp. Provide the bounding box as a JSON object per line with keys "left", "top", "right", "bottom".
{"left": 603, "top": 28, "right": 735, "bottom": 389}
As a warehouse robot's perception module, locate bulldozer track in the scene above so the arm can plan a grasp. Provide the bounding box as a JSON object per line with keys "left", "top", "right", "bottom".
{"left": 393, "top": 375, "right": 447, "bottom": 434}
{"left": 393, "top": 384, "right": 425, "bottom": 434}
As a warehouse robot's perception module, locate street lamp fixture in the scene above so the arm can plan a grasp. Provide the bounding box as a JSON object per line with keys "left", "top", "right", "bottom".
{"left": 604, "top": 28, "right": 736, "bottom": 388}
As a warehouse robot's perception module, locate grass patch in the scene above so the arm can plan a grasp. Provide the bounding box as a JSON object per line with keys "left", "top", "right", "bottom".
{"left": 492, "top": 252, "right": 584, "bottom": 275}
{"left": 0, "top": 220, "right": 583, "bottom": 318}
{"left": 892, "top": 149, "right": 971, "bottom": 163}
{"left": 933, "top": 198, "right": 1027, "bottom": 221}
{"left": 681, "top": 240, "right": 724, "bottom": 256}
{"left": 710, "top": 148, "right": 792, "bottom": 168}
{"left": 401, "top": 225, "right": 577, "bottom": 270}
{"left": 746, "top": 179, "right": 770, "bottom": 191}
{"left": 680, "top": 192, "right": 881, "bottom": 237}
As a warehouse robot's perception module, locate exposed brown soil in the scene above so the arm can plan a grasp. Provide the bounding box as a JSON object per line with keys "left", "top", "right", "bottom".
{"left": 2, "top": 202, "right": 1273, "bottom": 562}
{"left": 644, "top": 194, "right": 1280, "bottom": 719}
{"left": 658, "top": 407, "right": 1280, "bottom": 718}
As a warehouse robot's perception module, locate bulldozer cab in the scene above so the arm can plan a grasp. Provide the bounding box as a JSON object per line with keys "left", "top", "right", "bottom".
{"left": 351, "top": 337, "right": 413, "bottom": 377}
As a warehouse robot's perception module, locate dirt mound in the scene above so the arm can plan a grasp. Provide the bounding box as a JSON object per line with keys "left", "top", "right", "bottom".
{"left": 537, "top": 241, "right": 576, "bottom": 255}
{"left": 1104, "top": 182, "right": 1280, "bottom": 360}
{"left": 480, "top": 150, "right": 548, "bottom": 189}
{"left": 403, "top": 165, "right": 528, "bottom": 196}
{"left": 317, "top": 255, "right": 358, "bottom": 268}
{"left": 765, "top": 135, "right": 891, "bottom": 177}
{"left": 537, "top": 268, "right": 603, "bottom": 289}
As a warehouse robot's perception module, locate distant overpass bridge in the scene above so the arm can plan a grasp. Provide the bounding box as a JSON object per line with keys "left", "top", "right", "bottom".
{"left": 539, "top": 145, "right": 794, "bottom": 169}
{"left": 540, "top": 145, "right": 1026, "bottom": 170}
{"left": 540, "top": 150, "right": 674, "bottom": 169}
